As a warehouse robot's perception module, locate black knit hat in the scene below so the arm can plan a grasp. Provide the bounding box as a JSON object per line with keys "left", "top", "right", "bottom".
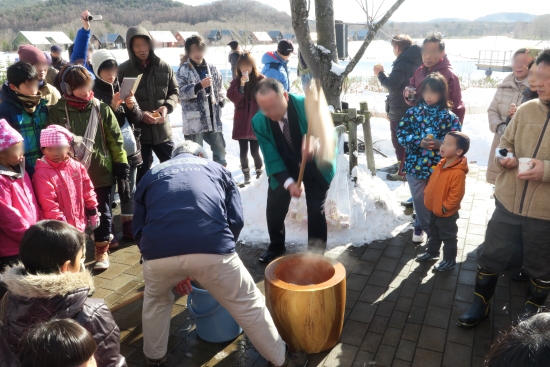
{"left": 277, "top": 39, "right": 294, "bottom": 56}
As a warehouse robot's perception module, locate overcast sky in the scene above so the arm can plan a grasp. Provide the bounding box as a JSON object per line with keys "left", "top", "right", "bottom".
{"left": 179, "top": 0, "right": 548, "bottom": 22}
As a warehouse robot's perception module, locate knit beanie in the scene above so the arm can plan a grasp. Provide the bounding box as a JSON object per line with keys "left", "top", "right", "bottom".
{"left": 43, "top": 51, "right": 52, "bottom": 65}
{"left": 0, "top": 119, "right": 23, "bottom": 151}
{"left": 18, "top": 45, "right": 48, "bottom": 66}
{"left": 91, "top": 49, "right": 117, "bottom": 78}
{"left": 40, "top": 125, "right": 73, "bottom": 148}
{"left": 51, "top": 45, "right": 62, "bottom": 53}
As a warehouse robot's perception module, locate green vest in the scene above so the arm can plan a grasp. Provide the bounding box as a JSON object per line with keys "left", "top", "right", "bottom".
{"left": 252, "top": 93, "right": 336, "bottom": 190}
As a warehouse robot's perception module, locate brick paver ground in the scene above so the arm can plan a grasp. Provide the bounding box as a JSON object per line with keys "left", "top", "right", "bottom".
{"left": 89, "top": 165, "right": 545, "bottom": 367}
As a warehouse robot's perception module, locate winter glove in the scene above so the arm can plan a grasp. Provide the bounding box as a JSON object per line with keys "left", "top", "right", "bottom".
{"left": 113, "top": 162, "right": 131, "bottom": 203}
{"left": 86, "top": 208, "right": 101, "bottom": 230}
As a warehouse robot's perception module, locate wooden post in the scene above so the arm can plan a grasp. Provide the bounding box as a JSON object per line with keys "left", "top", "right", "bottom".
{"left": 347, "top": 108, "right": 358, "bottom": 181}
{"left": 360, "top": 102, "right": 376, "bottom": 175}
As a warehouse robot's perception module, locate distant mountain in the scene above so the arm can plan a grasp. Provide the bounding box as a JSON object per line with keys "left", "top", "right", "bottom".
{"left": 428, "top": 18, "right": 470, "bottom": 23}
{"left": 474, "top": 12, "right": 537, "bottom": 22}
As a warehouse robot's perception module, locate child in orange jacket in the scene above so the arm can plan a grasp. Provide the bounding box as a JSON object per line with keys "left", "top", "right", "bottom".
{"left": 416, "top": 131, "right": 470, "bottom": 271}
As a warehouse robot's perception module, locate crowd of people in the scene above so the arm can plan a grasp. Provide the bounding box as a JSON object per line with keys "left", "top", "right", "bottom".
{"left": 0, "top": 7, "right": 549, "bottom": 366}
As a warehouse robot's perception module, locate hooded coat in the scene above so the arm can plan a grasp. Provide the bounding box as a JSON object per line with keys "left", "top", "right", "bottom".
{"left": 405, "top": 55, "right": 466, "bottom": 123}
{"left": 0, "top": 266, "right": 126, "bottom": 367}
{"left": 424, "top": 156, "right": 469, "bottom": 217}
{"left": 486, "top": 73, "right": 529, "bottom": 184}
{"left": 118, "top": 27, "right": 179, "bottom": 146}
{"left": 0, "top": 164, "right": 41, "bottom": 258}
{"left": 177, "top": 60, "right": 226, "bottom": 136}
{"left": 261, "top": 52, "right": 290, "bottom": 91}
{"left": 46, "top": 98, "right": 128, "bottom": 189}
{"left": 378, "top": 45, "right": 423, "bottom": 121}
{"left": 93, "top": 76, "right": 144, "bottom": 168}
{"left": 33, "top": 156, "right": 98, "bottom": 232}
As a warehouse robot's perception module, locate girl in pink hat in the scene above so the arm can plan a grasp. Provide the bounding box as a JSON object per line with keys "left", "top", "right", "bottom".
{"left": 33, "top": 125, "right": 99, "bottom": 249}
{"left": 0, "top": 119, "right": 41, "bottom": 274}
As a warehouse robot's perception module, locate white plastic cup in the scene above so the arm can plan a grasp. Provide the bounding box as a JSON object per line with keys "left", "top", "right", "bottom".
{"left": 518, "top": 158, "right": 533, "bottom": 174}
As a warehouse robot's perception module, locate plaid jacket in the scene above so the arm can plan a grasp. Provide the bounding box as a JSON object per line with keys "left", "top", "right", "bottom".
{"left": 0, "top": 84, "right": 48, "bottom": 172}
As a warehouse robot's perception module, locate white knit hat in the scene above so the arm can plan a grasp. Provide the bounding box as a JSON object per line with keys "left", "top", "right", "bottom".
{"left": 91, "top": 49, "right": 117, "bottom": 79}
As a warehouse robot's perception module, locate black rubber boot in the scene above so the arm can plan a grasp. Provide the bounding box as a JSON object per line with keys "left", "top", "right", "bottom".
{"left": 457, "top": 269, "right": 499, "bottom": 329}
{"left": 521, "top": 278, "right": 550, "bottom": 319}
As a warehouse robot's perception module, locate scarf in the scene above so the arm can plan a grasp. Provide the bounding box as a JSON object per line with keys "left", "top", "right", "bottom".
{"left": 64, "top": 92, "right": 94, "bottom": 111}
{"left": 15, "top": 91, "right": 43, "bottom": 113}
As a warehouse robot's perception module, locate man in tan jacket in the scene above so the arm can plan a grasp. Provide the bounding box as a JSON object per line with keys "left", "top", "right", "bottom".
{"left": 459, "top": 48, "right": 550, "bottom": 329}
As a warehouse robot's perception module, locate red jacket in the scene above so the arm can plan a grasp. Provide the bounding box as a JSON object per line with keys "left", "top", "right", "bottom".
{"left": 0, "top": 165, "right": 41, "bottom": 257}
{"left": 405, "top": 55, "right": 466, "bottom": 123}
{"left": 227, "top": 75, "right": 265, "bottom": 140}
{"left": 424, "top": 156, "right": 469, "bottom": 217}
{"left": 33, "top": 156, "right": 98, "bottom": 232}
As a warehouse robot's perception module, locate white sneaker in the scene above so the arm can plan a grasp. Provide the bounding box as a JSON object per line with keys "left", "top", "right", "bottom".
{"left": 412, "top": 228, "right": 425, "bottom": 243}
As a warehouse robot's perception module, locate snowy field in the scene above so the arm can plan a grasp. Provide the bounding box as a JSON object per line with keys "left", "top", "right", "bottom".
{"left": 4, "top": 36, "right": 538, "bottom": 250}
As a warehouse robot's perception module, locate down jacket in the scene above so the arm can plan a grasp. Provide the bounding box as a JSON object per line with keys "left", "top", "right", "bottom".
{"left": 405, "top": 55, "right": 466, "bottom": 123}
{"left": 118, "top": 26, "right": 179, "bottom": 146}
{"left": 177, "top": 60, "right": 226, "bottom": 136}
{"left": 378, "top": 45, "right": 422, "bottom": 121}
{"left": 46, "top": 98, "right": 128, "bottom": 189}
{"left": 0, "top": 266, "right": 126, "bottom": 367}
{"left": 486, "top": 73, "right": 529, "bottom": 184}
{"left": 0, "top": 163, "right": 40, "bottom": 258}
{"left": 424, "top": 156, "right": 469, "bottom": 217}
{"left": 33, "top": 156, "right": 98, "bottom": 232}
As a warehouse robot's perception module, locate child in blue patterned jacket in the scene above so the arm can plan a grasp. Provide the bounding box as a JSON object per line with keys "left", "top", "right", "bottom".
{"left": 397, "top": 72, "right": 462, "bottom": 243}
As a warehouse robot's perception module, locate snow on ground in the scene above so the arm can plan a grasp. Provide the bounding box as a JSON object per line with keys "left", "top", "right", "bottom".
{"left": 0, "top": 37, "right": 517, "bottom": 247}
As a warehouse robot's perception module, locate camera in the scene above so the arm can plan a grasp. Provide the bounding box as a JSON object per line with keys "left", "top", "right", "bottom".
{"left": 85, "top": 14, "right": 103, "bottom": 21}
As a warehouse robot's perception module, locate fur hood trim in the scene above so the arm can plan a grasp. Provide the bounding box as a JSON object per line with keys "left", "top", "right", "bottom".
{"left": 2, "top": 264, "right": 94, "bottom": 298}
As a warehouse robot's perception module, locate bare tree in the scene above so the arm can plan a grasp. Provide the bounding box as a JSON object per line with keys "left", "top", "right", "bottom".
{"left": 290, "top": 0, "right": 406, "bottom": 109}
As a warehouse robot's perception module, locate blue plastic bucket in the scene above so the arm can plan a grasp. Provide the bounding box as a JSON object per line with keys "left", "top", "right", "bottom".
{"left": 187, "top": 285, "right": 243, "bottom": 343}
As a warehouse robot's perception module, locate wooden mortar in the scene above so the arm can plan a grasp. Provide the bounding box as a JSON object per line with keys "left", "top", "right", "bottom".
{"left": 264, "top": 254, "right": 346, "bottom": 354}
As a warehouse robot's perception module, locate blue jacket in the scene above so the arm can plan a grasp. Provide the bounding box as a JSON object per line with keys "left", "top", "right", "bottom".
{"left": 70, "top": 28, "right": 95, "bottom": 78}
{"left": 261, "top": 51, "right": 290, "bottom": 91}
{"left": 396, "top": 102, "right": 461, "bottom": 180}
{"left": 133, "top": 153, "right": 244, "bottom": 261}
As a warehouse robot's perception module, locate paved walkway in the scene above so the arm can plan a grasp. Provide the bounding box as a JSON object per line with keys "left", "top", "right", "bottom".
{"left": 90, "top": 165, "right": 542, "bottom": 367}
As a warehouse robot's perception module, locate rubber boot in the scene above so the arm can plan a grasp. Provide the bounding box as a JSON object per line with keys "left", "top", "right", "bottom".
{"left": 121, "top": 215, "right": 134, "bottom": 239}
{"left": 94, "top": 241, "right": 110, "bottom": 270}
{"left": 521, "top": 278, "right": 550, "bottom": 319}
{"left": 242, "top": 168, "right": 251, "bottom": 184}
{"left": 457, "top": 269, "right": 499, "bottom": 328}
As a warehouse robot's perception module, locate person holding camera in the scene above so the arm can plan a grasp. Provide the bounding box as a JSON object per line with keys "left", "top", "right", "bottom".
{"left": 118, "top": 26, "right": 179, "bottom": 184}
{"left": 70, "top": 10, "right": 96, "bottom": 78}
{"left": 177, "top": 35, "right": 227, "bottom": 166}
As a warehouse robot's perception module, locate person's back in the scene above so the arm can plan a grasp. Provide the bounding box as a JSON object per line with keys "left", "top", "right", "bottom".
{"left": 133, "top": 149, "right": 243, "bottom": 261}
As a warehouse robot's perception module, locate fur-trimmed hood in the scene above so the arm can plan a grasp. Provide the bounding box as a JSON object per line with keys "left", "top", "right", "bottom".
{"left": 1, "top": 264, "right": 94, "bottom": 298}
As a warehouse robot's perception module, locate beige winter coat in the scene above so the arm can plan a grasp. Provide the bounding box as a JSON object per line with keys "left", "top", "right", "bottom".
{"left": 486, "top": 73, "right": 529, "bottom": 184}
{"left": 494, "top": 99, "right": 550, "bottom": 221}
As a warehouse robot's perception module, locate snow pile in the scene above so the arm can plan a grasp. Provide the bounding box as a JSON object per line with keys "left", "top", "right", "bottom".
{"left": 330, "top": 62, "right": 346, "bottom": 76}
{"left": 238, "top": 152, "right": 408, "bottom": 249}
